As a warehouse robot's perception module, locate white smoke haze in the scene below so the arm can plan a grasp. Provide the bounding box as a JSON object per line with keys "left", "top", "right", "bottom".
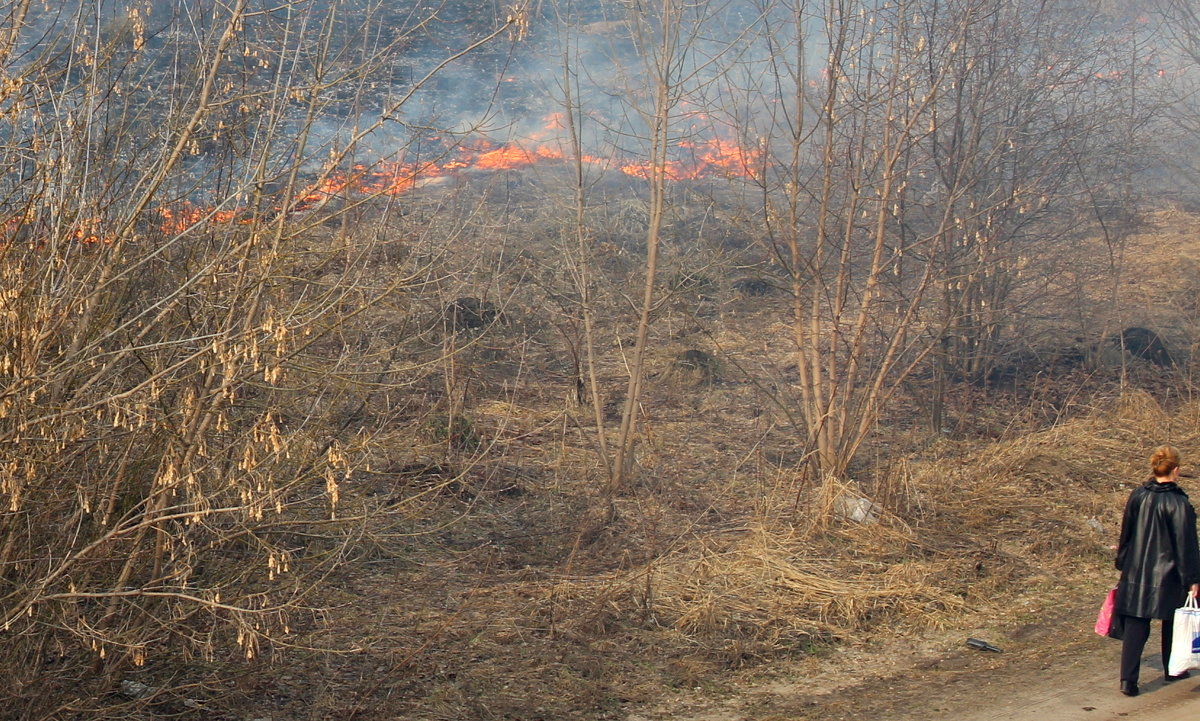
{"left": 0, "top": 0, "right": 819, "bottom": 219}
{"left": 0, "top": 0, "right": 1194, "bottom": 221}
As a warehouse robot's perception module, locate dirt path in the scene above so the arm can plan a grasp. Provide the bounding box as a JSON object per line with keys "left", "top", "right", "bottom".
{"left": 624, "top": 591, "right": 1200, "bottom": 721}
{"left": 913, "top": 638, "right": 1200, "bottom": 721}
{"left": 951, "top": 665, "right": 1200, "bottom": 721}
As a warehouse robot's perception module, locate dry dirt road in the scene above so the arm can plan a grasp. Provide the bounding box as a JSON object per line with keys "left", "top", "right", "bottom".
{"left": 933, "top": 644, "right": 1200, "bottom": 721}
{"left": 626, "top": 591, "right": 1200, "bottom": 721}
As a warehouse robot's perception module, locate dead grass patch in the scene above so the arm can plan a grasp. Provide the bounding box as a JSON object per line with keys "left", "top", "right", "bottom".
{"left": 107, "top": 197, "right": 1200, "bottom": 721}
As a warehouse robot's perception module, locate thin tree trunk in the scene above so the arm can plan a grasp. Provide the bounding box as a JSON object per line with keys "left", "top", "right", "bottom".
{"left": 611, "top": 0, "right": 676, "bottom": 494}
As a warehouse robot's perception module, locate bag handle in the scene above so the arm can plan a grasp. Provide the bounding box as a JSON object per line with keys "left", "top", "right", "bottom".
{"left": 1186, "top": 594, "right": 1200, "bottom": 611}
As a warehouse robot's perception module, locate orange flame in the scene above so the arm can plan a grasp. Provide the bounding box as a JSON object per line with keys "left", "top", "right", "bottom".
{"left": 619, "top": 138, "right": 762, "bottom": 181}
{"left": 474, "top": 145, "right": 538, "bottom": 170}
{"left": 7, "top": 133, "right": 762, "bottom": 245}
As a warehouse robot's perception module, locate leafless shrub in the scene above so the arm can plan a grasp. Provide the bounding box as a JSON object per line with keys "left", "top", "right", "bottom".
{"left": 0, "top": 0, "right": 526, "bottom": 716}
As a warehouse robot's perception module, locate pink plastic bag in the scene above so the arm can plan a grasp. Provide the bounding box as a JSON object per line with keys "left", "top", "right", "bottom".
{"left": 1095, "top": 587, "right": 1117, "bottom": 636}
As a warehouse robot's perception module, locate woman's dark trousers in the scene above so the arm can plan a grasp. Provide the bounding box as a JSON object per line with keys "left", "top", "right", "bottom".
{"left": 1120, "top": 614, "right": 1174, "bottom": 683}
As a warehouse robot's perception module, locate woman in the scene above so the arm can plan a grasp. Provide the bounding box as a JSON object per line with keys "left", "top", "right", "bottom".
{"left": 1115, "top": 445, "right": 1200, "bottom": 697}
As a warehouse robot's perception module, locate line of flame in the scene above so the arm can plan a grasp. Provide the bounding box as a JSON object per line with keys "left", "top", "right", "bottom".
{"left": 7, "top": 134, "right": 761, "bottom": 244}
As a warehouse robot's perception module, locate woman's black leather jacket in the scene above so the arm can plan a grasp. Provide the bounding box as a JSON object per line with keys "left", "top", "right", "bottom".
{"left": 1115, "top": 479, "right": 1200, "bottom": 620}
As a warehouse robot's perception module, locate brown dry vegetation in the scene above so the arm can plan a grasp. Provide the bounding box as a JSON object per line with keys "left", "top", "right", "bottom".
{"left": 5, "top": 2, "right": 1199, "bottom": 719}
{"left": 70, "top": 182, "right": 1200, "bottom": 721}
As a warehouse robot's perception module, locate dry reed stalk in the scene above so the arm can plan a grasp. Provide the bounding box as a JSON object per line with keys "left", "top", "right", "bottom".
{"left": 526, "top": 520, "right": 966, "bottom": 647}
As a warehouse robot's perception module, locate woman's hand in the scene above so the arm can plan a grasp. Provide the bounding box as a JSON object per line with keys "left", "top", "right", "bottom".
{"left": 1191, "top": 583, "right": 1199, "bottom": 598}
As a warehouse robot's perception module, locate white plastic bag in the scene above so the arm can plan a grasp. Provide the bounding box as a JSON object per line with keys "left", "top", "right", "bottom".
{"left": 1168, "top": 595, "right": 1200, "bottom": 677}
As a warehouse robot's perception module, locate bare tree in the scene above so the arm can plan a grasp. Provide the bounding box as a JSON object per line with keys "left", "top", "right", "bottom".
{"left": 543, "top": 0, "right": 760, "bottom": 496}
{"left": 1154, "top": 0, "right": 1200, "bottom": 198}
{"left": 919, "top": 0, "right": 1161, "bottom": 406}
{"left": 737, "top": 0, "right": 1152, "bottom": 486}
{"left": 746, "top": 0, "right": 959, "bottom": 482}
{"left": 0, "top": 0, "right": 523, "bottom": 716}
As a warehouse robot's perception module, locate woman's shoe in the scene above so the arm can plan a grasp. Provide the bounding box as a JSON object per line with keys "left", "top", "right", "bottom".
{"left": 1121, "top": 680, "right": 1139, "bottom": 696}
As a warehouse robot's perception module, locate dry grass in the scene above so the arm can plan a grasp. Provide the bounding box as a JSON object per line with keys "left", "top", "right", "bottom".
{"left": 77, "top": 191, "right": 1200, "bottom": 721}
{"left": 246, "top": 205, "right": 1200, "bottom": 721}
{"left": 263, "top": 392, "right": 1191, "bottom": 720}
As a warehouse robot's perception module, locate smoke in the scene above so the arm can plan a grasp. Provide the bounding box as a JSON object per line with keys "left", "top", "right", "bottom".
{"left": 33, "top": 0, "right": 1161, "bottom": 210}
{"left": 4, "top": 0, "right": 801, "bottom": 211}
